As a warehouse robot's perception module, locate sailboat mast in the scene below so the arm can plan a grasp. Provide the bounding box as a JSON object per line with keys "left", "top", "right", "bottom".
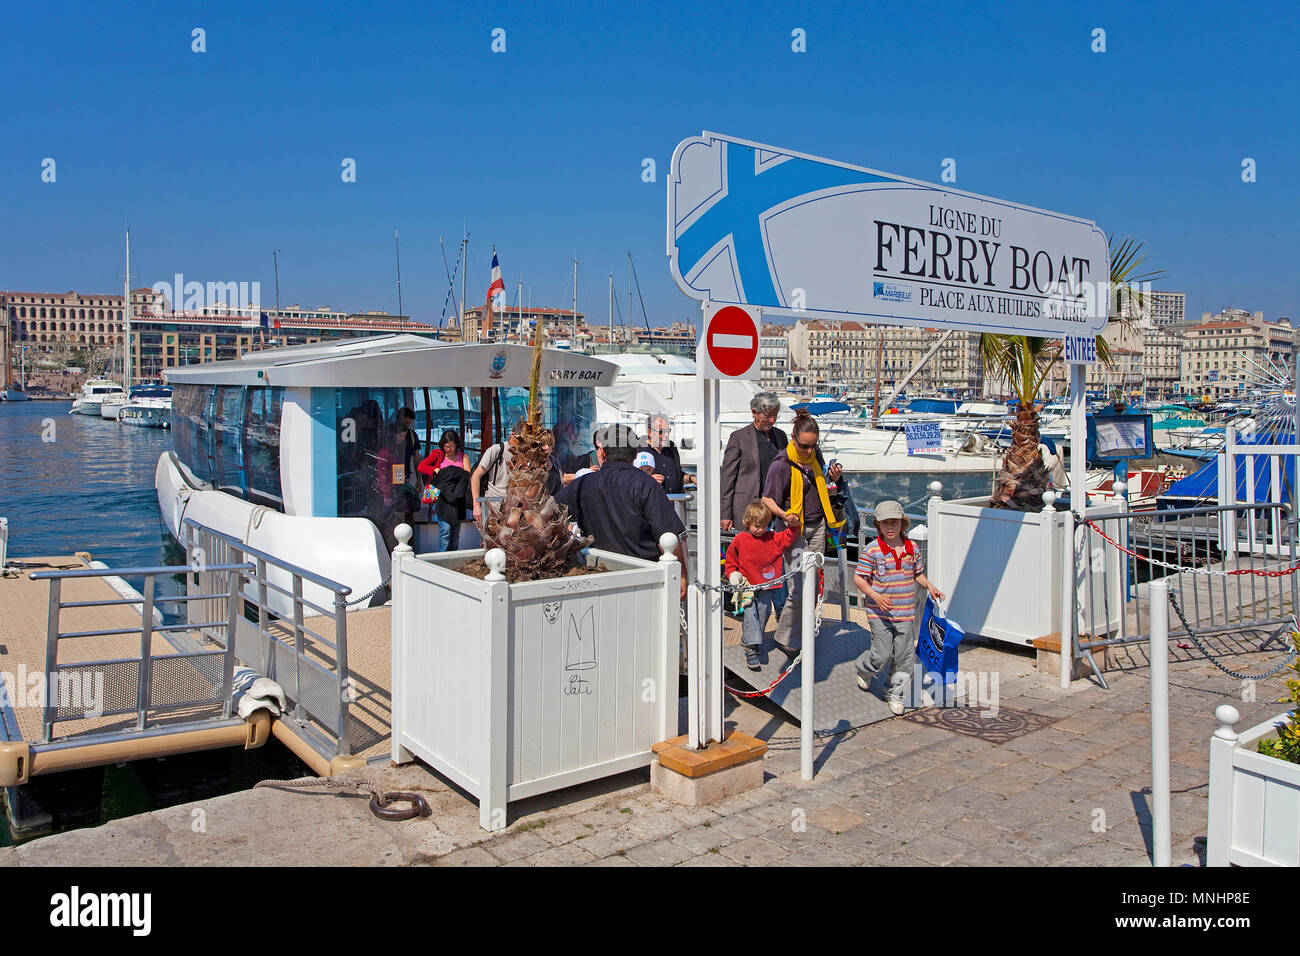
{"left": 608, "top": 273, "right": 614, "bottom": 351}
{"left": 124, "top": 227, "right": 132, "bottom": 390}
{"left": 395, "top": 229, "right": 403, "bottom": 330}
{"left": 571, "top": 258, "right": 578, "bottom": 348}
{"left": 459, "top": 235, "right": 468, "bottom": 341}
{"left": 872, "top": 324, "right": 883, "bottom": 425}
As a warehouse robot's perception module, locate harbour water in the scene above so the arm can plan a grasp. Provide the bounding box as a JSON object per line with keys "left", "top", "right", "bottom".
{"left": 0, "top": 400, "right": 180, "bottom": 578}
{"left": 0, "top": 400, "right": 307, "bottom": 847}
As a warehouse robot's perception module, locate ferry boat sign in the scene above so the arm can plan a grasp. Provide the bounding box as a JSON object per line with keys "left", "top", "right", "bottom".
{"left": 668, "top": 132, "right": 1110, "bottom": 338}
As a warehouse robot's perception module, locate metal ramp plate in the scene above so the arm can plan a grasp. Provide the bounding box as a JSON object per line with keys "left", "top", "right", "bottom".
{"left": 721, "top": 614, "right": 901, "bottom": 733}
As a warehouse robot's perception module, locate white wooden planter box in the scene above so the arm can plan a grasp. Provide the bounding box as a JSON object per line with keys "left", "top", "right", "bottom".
{"left": 390, "top": 540, "right": 680, "bottom": 830}
{"left": 926, "top": 496, "right": 1123, "bottom": 647}
{"left": 1207, "top": 705, "right": 1300, "bottom": 866}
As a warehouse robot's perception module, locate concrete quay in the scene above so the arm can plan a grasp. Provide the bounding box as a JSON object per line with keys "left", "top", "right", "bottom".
{"left": 2, "top": 641, "right": 1291, "bottom": 867}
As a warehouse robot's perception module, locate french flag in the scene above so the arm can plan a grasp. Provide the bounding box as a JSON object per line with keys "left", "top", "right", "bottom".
{"left": 487, "top": 251, "right": 506, "bottom": 310}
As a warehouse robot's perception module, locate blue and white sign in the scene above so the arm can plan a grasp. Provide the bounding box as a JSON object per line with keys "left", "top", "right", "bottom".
{"left": 905, "top": 421, "right": 943, "bottom": 455}
{"left": 1064, "top": 335, "right": 1098, "bottom": 365}
{"left": 668, "top": 132, "right": 1110, "bottom": 337}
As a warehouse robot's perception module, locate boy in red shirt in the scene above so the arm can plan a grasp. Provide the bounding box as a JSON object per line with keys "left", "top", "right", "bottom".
{"left": 725, "top": 501, "right": 800, "bottom": 670}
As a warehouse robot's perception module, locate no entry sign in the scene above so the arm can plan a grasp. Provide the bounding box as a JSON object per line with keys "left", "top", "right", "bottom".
{"left": 698, "top": 302, "right": 760, "bottom": 380}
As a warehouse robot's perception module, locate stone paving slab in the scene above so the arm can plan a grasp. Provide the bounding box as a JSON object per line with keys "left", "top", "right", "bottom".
{"left": 2, "top": 637, "right": 1291, "bottom": 868}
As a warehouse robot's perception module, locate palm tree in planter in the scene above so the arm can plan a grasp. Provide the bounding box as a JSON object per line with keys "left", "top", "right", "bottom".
{"left": 981, "top": 235, "right": 1164, "bottom": 511}
{"left": 476, "top": 327, "right": 592, "bottom": 581}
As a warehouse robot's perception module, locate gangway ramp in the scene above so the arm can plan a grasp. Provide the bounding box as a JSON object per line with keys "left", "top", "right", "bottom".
{"left": 720, "top": 603, "right": 902, "bottom": 732}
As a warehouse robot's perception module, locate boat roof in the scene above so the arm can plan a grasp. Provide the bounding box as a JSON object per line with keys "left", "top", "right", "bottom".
{"left": 164, "top": 334, "right": 620, "bottom": 388}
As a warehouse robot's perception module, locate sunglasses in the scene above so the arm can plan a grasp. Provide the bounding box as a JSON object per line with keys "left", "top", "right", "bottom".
{"left": 795, "top": 440, "right": 817, "bottom": 452}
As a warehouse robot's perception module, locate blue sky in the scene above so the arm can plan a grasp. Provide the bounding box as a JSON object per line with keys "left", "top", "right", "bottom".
{"left": 1, "top": 0, "right": 1295, "bottom": 328}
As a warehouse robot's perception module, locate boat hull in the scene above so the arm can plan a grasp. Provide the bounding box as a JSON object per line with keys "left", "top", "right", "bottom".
{"left": 155, "top": 452, "right": 391, "bottom": 615}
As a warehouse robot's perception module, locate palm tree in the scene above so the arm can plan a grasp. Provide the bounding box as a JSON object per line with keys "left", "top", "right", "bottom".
{"left": 477, "top": 327, "right": 591, "bottom": 580}
{"left": 981, "top": 235, "right": 1165, "bottom": 510}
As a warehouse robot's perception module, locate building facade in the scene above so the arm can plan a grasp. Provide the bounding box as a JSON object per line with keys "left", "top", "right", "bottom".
{"left": 3, "top": 288, "right": 411, "bottom": 381}
{"left": 787, "top": 319, "right": 982, "bottom": 395}
{"left": 759, "top": 324, "right": 789, "bottom": 390}
{"left": 1147, "top": 291, "right": 1186, "bottom": 328}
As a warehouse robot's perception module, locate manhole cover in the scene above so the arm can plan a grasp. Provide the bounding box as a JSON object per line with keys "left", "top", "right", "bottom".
{"left": 901, "top": 705, "right": 1057, "bottom": 744}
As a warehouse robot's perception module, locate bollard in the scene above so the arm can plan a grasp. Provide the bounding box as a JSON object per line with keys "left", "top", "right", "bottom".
{"left": 1148, "top": 579, "right": 1171, "bottom": 867}
{"left": 1205, "top": 704, "right": 1240, "bottom": 867}
{"left": 800, "top": 550, "right": 818, "bottom": 782}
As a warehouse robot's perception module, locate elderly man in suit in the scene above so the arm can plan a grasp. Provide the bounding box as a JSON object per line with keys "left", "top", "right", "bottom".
{"left": 719, "top": 392, "right": 788, "bottom": 531}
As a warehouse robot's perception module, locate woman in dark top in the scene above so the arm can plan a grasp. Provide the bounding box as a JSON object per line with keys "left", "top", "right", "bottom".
{"left": 760, "top": 408, "right": 845, "bottom": 652}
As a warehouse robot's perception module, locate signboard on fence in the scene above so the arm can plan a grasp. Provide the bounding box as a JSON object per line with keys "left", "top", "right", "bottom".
{"left": 905, "top": 421, "right": 943, "bottom": 455}
{"left": 1087, "top": 413, "right": 1154, "bottom": 463}
{"left": 668, "top": 131, "right": 1110, "bottom": 337}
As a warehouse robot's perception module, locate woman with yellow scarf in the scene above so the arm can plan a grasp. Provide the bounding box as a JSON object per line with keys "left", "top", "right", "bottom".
{"left": 761, "top": 409, "right": 845, "bottom": 653}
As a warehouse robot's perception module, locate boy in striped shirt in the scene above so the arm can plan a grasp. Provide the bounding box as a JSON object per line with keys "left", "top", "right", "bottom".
{"left": 853, "top": 500, "right": 944, "bottom": 715}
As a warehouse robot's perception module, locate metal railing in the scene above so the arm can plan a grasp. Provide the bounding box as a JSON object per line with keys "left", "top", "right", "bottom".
{"left": 181, "top": 518, "right": 358, "bottom": 758}
{"left": 1071, "top": 501, "right": 1297, "bottom": 687}
{"left": 29, "top": 561, "right": 252, "bottom": 743}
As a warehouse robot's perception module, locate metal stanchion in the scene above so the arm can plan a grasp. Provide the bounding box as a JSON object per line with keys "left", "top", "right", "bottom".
{"left": 687, "top": 583, "right": 701, "bottom": 750}
{"left": 1148, "top": 579, "right": 1171, "bottom": 867}
{"left": 800, "top": 550, "right": 818, "bottom": 782}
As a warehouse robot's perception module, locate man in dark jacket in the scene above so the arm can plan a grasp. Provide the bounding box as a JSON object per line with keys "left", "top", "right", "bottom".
{"left": 557, "top": 424, "right": 688, "bottom": 599}
{"left": 719, "top": 392, "right": 787, "bottom": 530}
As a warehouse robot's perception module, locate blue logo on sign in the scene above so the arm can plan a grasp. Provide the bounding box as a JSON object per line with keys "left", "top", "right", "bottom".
{"left": 873, "top": 281, "right": 913, "bottom": 303}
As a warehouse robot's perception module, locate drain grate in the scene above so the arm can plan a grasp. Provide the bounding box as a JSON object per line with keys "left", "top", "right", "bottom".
{"left": 901, "top": 705, "right": 1058, "bottom": 744}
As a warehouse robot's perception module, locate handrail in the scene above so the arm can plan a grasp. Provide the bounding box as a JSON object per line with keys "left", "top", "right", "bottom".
{"left": 180, "top": 517, "right": 352, "bottom": 597}
{"left": 30, "top": 563, "right": 252, "bottom": 580}
{"left": 1088, "top": 501, "right": 1290, "bottom": 523}
{"left": 181, "top": 516, "right": 356, "bottom": 757}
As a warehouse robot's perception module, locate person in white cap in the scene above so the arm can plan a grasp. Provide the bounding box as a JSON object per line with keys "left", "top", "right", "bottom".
{"left": 853, "top": 499, "right": 944, "bottom": 715}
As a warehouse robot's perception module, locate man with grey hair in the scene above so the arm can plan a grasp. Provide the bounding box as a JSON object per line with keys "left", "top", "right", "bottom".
{"left": 719, "top": 391, "right": 787, "bottom": 530}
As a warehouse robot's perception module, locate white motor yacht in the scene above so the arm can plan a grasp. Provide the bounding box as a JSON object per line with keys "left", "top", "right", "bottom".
{"left": 119, "top": 384, "right": 173, "bottom": 428}
{"left": 69, "top": 379, "right": 126, "bottom": 416}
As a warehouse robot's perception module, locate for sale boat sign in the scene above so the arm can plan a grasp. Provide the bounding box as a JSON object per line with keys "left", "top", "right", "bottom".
{"left": 668, "top": 132, "right": 1109, "bottom": 337}
{"left": 905, "top": 421, "right": 943, "bottom": 455}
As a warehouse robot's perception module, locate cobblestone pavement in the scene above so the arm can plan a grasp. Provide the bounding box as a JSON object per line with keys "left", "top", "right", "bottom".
{"left": 4, "top": 640, "right": 1291, "bottom": 867}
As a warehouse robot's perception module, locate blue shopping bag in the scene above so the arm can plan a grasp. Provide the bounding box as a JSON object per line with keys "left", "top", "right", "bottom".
{"left": 915, "top": 595, "right": 964, "bottom": 687}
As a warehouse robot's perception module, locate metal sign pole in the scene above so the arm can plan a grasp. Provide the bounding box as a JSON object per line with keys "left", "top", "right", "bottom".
{"left": 695, "top": 302, "right": 724, "bottom": 747}
{"left": 1064, "top": 362, "right": 1087, "bottom": 690}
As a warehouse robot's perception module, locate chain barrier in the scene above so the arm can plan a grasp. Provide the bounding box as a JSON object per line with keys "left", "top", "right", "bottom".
{"left": 1165, "top": 591, "right": 1298, "bottom": 681}
{"left": 688, "top": 552, "right": 827, "bottom": 699}
{"left": 345, "top": 575, "right": 392, "bottom": 607}
{"left": 1081, "top": 516, "right": 1300, "bottom": 579}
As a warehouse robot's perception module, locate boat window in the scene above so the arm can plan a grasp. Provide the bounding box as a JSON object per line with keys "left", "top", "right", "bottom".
{"left": 419, "top": 387, "right": 466, "bottom": 454}
{"left": 245, "top": 386, "right": 284, "bottom": 508}
{"left": 335, "top": 387, "right": 418, "bottom": 551}
{"left": 172, "top": 383, "right": 217, "bottom": 484}
{"left": 213, "top": 386, "right": 248, "bottom": 497}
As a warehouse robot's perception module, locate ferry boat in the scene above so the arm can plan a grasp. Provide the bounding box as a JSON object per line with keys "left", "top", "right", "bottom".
{"left": 70, "top": 378, "right": 126, "bottom": 415}
{"left": 155, "top": 334, "right": 618, "bottom": 609}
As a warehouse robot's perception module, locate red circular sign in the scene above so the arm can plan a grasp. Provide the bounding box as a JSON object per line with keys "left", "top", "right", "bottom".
{"left": 706, "top": 306, "right": 759, "bottom": 377}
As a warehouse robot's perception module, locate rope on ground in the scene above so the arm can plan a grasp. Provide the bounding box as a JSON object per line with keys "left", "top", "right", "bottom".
{"left": 254, "top": 776, "right": 432, "bottom": 821}
{"left": 1081, "top": 517, "right": 1300, "bottom": 579}
{"left": 1164, "top": 592, "right": 1298, "bottom": 681}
